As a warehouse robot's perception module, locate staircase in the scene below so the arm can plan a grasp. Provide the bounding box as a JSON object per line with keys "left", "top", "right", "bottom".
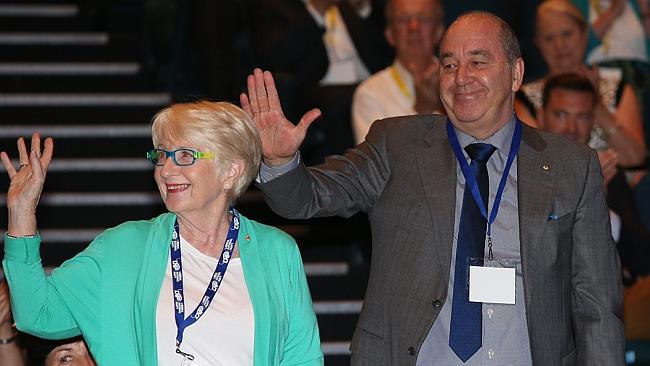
{"left": 0, "top": 2, "right": 370, "bottom": 365}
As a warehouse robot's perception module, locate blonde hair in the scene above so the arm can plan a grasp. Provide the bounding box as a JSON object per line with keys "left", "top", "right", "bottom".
{"left": 537, "top": 0, "right": 587, "bottom": 31}
{"left": 151, "top": 101, "right": 262, "bottom": 203}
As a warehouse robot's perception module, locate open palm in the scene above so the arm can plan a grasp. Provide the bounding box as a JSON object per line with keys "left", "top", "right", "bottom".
{"left": 240, "top": 68, "right": 321, "bottom": 165}
{"left": 0, "top": 133, "right": 53, "bottom": 235}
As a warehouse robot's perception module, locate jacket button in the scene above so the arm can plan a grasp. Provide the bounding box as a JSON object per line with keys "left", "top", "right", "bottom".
{"left": 432, "top": 299, "right": 442, "bottom": 309}
{"left": 408, "top": 346, "right": 416, "bottom": 356}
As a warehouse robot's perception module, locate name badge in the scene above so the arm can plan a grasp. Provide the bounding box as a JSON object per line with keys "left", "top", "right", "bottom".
{"left": 469, "top": 266, "right": 515, "bottom": 304}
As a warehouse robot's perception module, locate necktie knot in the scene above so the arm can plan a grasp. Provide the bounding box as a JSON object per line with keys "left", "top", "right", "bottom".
{"left": 465, "top": 143, "right": 496, "bottom": 165}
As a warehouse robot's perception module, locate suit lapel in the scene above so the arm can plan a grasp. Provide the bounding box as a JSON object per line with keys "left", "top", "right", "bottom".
{"left": 416, "top": 120, "right": 457, "bottom": 285}
{"left": 517, "top": 124, "right": 555, "bottom": 305}
{"left": 415, "top": 120, "right": 556, "bottom": 300}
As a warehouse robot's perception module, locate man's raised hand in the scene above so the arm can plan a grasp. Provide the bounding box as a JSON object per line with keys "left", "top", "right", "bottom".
{"left": 240, "top": 68, "right": 321, "bottom": 166}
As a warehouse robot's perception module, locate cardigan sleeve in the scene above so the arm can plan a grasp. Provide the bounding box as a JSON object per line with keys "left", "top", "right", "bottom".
{"left": 280, "top": 236, "right": 324, "bottom": 366}
{"left": 2, "top": 233, "right": 104, "bottom": 340}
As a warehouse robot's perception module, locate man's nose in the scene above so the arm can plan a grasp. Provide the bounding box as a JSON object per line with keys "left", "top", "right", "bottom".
{"left": 565, "top": 118, "right": 578, "bottom": 137}
{"left": 407, "top": 16, "right": 420, "bottom": 30}
{"left": 455, "top": 64, "right": 471, "bottom": 85}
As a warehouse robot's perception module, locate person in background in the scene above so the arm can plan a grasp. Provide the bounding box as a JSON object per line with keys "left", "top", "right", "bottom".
{"left": 249, "top": 0, "right": 393, "bottom": 163}
{"left": 352, "top": 0, "right": 445, "bottom": 144}
{"left": 0, "top": 280, "right": 25, "bottom": 366}
{"left": 1, "top": 101, "right": 322, "bottom": 365}
{"left": 515, "top": 0, "right": 646, "bottom": 168}
{"left": 44, "top": 338, "right": 94, "bottom": 366}
{"left": 539, "top": 72, "right": 650, "bottom": 281}
{"left": 22, "top": 334, "right": 96, "bottom": 366}
{"left": 572, "top": 0, "right": 650, "bottom": 148}
{"left": 0, "top": 279, "right": 96, "bottom": 366}
{"left": 540, "top": 71, "right": 650, "bottom": 342}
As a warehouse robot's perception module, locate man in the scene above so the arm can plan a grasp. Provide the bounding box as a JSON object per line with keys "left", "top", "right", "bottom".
{"left": 539, "top": 72, "right": 650, "bottom": 282}
{"left": 242, "top": 11, "right": 624, "bottom": 365}
{"left": 249, "top": 0, "right": 393, "bottom": 163}
{"left": 352, "top": 0, "right": 444, "bottom": 143}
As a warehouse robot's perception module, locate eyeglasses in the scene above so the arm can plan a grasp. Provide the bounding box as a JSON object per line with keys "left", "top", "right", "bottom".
{"left": 146, "top": 148, "right": 214, "bottom": 166}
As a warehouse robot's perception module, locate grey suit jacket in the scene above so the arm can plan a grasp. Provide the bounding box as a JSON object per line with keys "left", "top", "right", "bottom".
{"left": 257, "top": 114, "right": 624, "bottom": 365}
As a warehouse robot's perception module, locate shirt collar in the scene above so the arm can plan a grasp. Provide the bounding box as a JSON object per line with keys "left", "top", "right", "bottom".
{"left": 454, "top": 114, "right": 517, "bottom": 154}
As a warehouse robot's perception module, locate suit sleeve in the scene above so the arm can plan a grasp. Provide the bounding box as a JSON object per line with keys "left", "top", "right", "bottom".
{"left": 257, "top": 120, "right": 392, "bottom": 219}
{"left": 571, "top": 149, "right": 625, "bottom": 364}
{"left": 3, "top": 234, "right": 103, "bottom": 340}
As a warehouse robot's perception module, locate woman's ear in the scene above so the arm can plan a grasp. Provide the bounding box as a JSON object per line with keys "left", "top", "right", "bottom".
{"left": 224, "top": 160, "right": 245, "bottom": 191}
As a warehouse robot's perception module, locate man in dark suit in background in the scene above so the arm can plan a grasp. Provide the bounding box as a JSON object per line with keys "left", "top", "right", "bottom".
{"left": 248, "top": 0, "right": 393, "bottom": 163}
{"left": 242, "top": 11, "right": 624, "bottom": 365}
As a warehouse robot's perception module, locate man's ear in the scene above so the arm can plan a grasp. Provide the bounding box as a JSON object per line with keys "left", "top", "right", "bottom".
{"left": 511, "top": 58, "right": 524, "bottom": 92}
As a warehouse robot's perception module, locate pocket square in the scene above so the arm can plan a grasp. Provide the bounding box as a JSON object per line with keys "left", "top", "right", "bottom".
{"left": 548, "top": 214, "right": 559, "bottom": 221}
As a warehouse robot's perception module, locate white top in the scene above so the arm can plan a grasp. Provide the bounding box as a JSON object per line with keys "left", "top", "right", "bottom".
{"left": 352, "top": 61, "right": 417, "bottom": 144}
{"left": 587, "top": 0, "right": 648, "bottom": 64}
{"left": 304, "top": 1, "right": 370, "bottom": 85}
{"left": 156, "top": 235, "right": 255, "bottom": 366}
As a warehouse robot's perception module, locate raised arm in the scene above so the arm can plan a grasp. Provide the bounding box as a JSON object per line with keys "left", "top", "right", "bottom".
{"left": 0, "top": 133, "right": 53, "bottom": 237}
{"left": 1, "top": 134, "right": 81, "bottom": 338}
{"left": 240, "top": 68, "right": 321, "bottom": 166}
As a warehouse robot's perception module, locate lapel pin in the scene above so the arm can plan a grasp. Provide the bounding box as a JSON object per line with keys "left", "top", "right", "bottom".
{"left": 542, "top": 164, "right": 550, "bottom": 171}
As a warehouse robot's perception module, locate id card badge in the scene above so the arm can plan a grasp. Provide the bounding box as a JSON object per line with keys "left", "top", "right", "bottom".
{"left": 468, "top": 258, "right": 517, "bottom": 304}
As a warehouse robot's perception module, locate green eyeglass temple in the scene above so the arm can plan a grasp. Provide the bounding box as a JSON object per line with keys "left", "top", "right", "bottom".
{"left": 146, "top": 148, "right": 214, "bottom": 166}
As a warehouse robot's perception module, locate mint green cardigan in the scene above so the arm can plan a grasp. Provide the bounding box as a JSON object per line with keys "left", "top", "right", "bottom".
{"left": 3, "top": 213, "right": 323, "bottom": 365}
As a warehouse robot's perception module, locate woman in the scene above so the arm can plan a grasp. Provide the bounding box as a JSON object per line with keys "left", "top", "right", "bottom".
{"left": 23, "top": 334, "right": 96, "bottom": 366}
{"left": 1, "top": 101, "right": 323, "bottom": 365}
{"left": 515, "top": 0, "right": 647, "bottom": 167}
{"left": 44, "top": 338, "right": 95, "bottom": 366}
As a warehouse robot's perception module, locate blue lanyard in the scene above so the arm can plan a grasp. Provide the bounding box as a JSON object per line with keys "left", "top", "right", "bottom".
{"left": 170, "top": 208, "right": 240, "bottom": 359}
{"left": 446, "top": 119, "right": 522, "bottom": 260}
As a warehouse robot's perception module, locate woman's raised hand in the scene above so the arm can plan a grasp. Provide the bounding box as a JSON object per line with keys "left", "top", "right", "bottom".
{"left": 0, "top": 133, "right": 53, "bottom": 236}
{"left": 240, "top": 68, "right": 321, "bottom": 166}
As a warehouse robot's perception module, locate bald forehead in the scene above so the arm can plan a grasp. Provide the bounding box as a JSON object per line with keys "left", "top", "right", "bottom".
{"left": 441, "top": 14, "right": 510, "bottom": 60}
{"left": 443, "top": 14, "right": 499, "bottom": 43}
